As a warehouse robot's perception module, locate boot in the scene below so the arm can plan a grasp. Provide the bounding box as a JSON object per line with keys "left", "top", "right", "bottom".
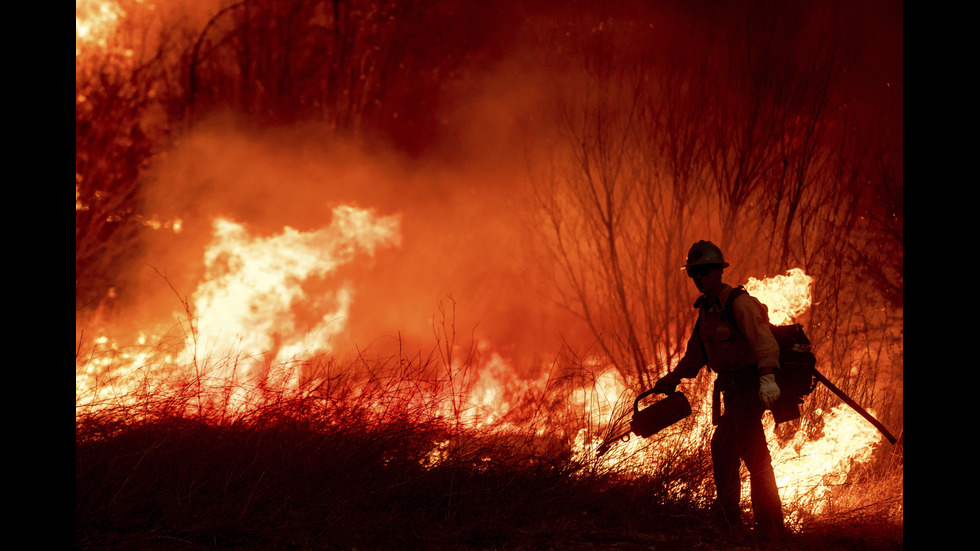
{"left": 709, "top": 503, "right": 746, "bottom": 534}
{"left": 753, "top": 518, "right": 788, "bottom": 543}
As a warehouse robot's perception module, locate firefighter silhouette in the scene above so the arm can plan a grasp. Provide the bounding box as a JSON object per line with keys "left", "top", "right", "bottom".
{"left": 653, "top": 240, "right": 786, "bottom": 539}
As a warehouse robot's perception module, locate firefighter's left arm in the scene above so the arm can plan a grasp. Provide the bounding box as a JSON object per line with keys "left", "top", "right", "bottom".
{"left": 733, "top": 295, "right": 782, "bottom": 407}
{"left": 731, "top": 295, "right": 780, "bottom": 375}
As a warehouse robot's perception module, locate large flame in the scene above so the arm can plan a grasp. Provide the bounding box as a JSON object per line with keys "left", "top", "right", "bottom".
{"left": 188, "top": 206, "right": 401, "bottom": 370}
{"left": 77, "top": 205, "right": 401, "bottom": 412}
{"left": 744, "top": 267, "right": 813, "bottom": 326}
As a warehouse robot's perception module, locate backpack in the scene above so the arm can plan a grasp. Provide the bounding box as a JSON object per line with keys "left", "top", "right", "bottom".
{"left": 720, "top": 286, "right": 818, "bottom": 421}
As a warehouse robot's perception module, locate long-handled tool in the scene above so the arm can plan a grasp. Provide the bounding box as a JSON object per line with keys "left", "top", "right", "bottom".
{"left": 810, "top": 367, "right": 898, "bottom": 445}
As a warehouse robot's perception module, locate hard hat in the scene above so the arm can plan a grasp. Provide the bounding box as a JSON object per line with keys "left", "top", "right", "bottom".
{"left": 683, "top": 240, "right": 730, "bottom": 268}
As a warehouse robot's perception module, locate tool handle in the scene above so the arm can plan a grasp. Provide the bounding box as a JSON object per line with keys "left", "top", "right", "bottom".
{"left": 812, "top": 367, "right": 898, "bottom": 445}
{"left": 634, "top": 387, "right": 669, "bottom": 413}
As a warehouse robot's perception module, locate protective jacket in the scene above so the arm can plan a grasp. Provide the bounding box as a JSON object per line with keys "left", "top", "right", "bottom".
{"left": 671, "top": 284, "right": 780, "bottom": 380}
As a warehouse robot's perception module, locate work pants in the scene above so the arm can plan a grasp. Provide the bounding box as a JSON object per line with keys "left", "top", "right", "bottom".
{"left": 710, "top": 382, "right": 785, "bottom": 534}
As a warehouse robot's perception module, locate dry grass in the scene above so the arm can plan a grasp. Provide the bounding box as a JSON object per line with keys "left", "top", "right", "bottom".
{"left": 76, "top": 349, "right": 902, "bottom": 551}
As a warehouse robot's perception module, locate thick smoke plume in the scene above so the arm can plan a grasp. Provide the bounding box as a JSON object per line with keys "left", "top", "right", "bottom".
{"left": 118, "top": 57, "right": 578, "bottom": 370}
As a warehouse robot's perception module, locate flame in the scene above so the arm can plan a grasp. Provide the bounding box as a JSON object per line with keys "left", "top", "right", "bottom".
{"left": 77, "top": 205, "right": 401, "bottom": 412}
{"left": 187, "top": 206, "right": 400, "bottom": 371}
{"left": 76, "top": 224, "right": 887, "bottom": 528}
{"left": 744, "top": 267, "right": 813, "bottom": 326}
{"left": 768, "top": 404, "right": 881, "bottom": 525}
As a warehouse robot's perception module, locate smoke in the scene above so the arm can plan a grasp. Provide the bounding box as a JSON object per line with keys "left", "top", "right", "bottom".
{"left": 83, "top": 0, "right": 901, "bottom": 379}
{"left": 128, "top": 51, "right": 578, "bottom": 371}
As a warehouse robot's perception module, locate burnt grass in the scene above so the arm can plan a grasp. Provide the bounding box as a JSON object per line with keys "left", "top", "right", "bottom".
{"left": 76, "top": 411, "right": 902, "bottom": 551}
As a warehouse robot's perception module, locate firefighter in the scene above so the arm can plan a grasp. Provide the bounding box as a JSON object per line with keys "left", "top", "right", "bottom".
{"left": 652, "top": 240, "right": 786, "bottom": 540}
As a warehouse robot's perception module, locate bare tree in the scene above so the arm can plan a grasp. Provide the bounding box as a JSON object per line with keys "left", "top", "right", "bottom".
{"left": 76, "top": 2, "right": 191, "bottom": 315}
{"left": 528, "top": 0, "right": 902, "bottom": 422}
{"left": 531, "top": 32, "right": 653, "bottom": 384}
{"left": 184, "top": 0, "right": 499, "bottom": 148}
{"left": 529, "top": 15, "right": 715, "bottom": 388}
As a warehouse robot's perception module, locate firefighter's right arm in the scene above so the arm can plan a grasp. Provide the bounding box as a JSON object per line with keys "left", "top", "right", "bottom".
{"left": 654, "top": 327, "right": 705, "bottom": 393}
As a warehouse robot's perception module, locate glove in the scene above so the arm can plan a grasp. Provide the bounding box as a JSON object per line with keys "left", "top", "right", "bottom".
{"left": 759, "top": 373, "right": 780, "bottom": 408}
{"left": 653, "top": 373, "right": 681, "bottom": 395}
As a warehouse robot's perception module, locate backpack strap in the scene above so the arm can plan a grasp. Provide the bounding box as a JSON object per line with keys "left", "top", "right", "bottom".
{"left": 721, "top": 285, "right": 748, "bottom": 329}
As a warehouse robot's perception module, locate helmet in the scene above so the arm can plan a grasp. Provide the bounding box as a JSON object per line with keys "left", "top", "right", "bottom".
{"left": 683, "top": 240, "right": 730, "bottom": 268}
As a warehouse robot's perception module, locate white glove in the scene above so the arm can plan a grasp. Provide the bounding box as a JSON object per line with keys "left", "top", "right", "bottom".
{"left": 759, "top": 373, "right": 780, "bottom": 408}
